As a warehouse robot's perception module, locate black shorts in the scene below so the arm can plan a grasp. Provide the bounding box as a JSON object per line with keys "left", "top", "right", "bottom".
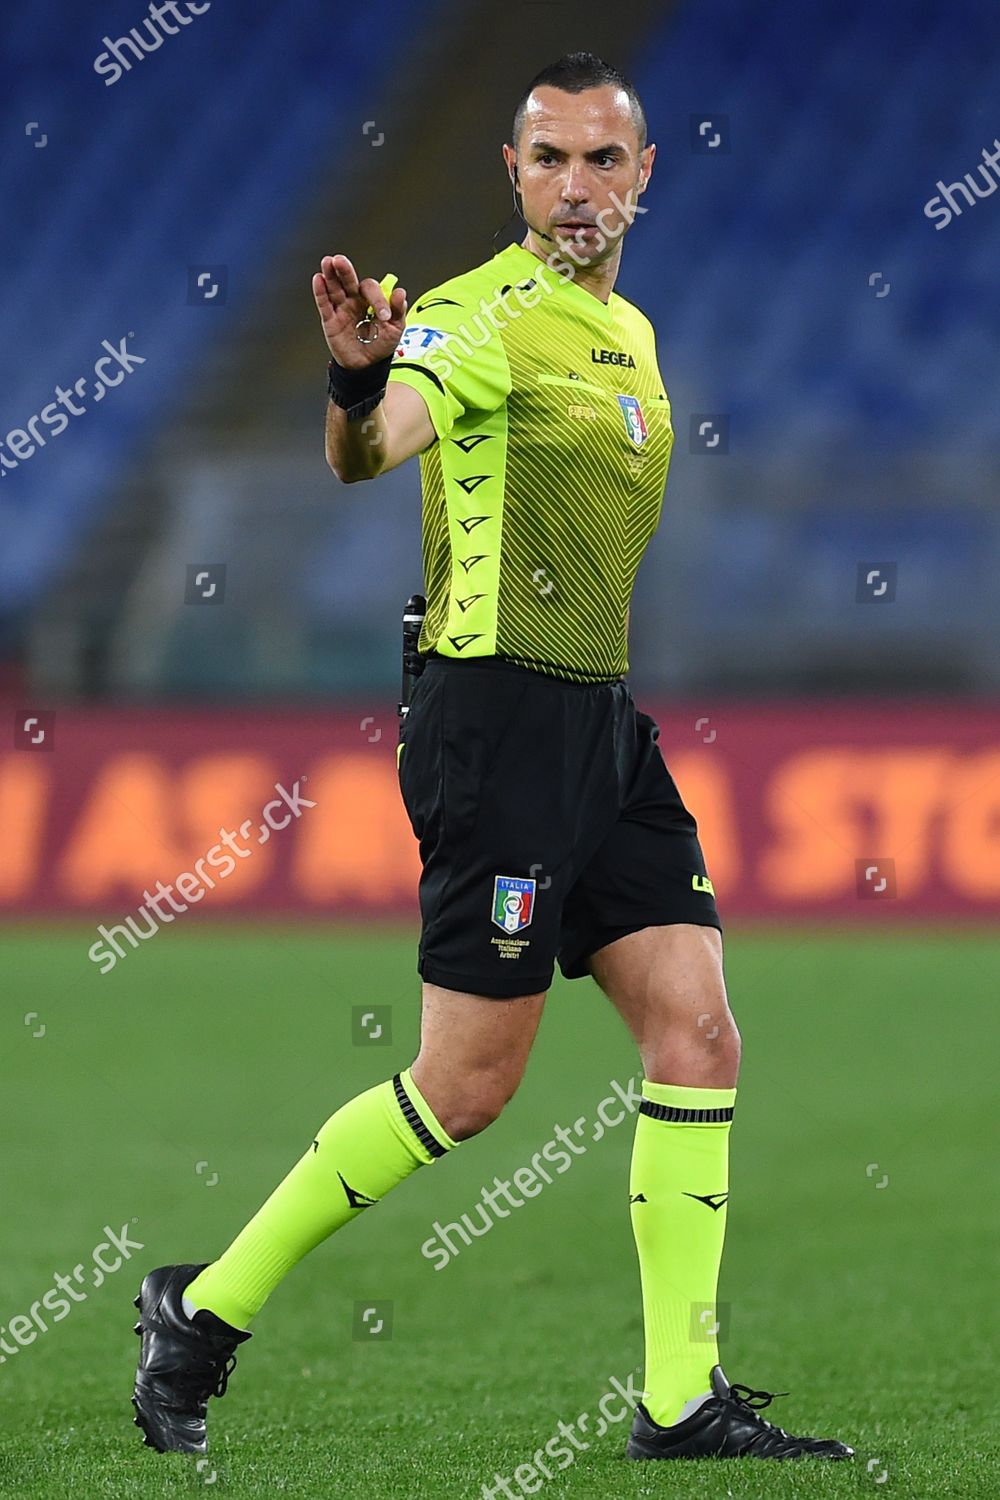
{"left": 396, "top": 656, "right": 722, "bottom": 999}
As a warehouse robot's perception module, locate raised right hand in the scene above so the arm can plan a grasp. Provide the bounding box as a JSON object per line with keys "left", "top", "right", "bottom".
{"left": 312, "top": 255, "right": 408, "bottom": 369}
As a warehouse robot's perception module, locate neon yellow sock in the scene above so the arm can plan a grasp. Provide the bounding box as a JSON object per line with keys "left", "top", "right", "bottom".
{"left": 629, "top": 1079, "right": 736, "bottom": 1426}
{"left": 184, "top": 1068, "right": 455, "bottom": 1329}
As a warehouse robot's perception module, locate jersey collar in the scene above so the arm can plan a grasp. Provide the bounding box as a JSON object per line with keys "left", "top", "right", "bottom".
{"left": 498, "top": 242, "right": 614, "bottom": 323}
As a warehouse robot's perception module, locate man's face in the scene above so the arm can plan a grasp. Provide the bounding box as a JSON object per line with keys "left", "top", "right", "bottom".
{"left": 504, "top": 84, "right": 654, "bottom": 266}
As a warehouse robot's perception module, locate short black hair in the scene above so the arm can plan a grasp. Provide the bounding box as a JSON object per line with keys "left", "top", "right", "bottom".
{"left": 512, "top": 52, "right": 647, "bottom": 153}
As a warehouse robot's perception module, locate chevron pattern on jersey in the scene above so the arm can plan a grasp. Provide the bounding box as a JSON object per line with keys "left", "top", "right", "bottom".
{"left": 390, "top": 243, "right": 674, "bottom": 682}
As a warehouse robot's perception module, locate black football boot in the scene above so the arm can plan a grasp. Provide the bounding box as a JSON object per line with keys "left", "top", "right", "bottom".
{"left": 626, "top": 1365, "right": 853, "bottom": 1461}
{"left": 131, "top": 1263, "right": 250, "bottom": 1453}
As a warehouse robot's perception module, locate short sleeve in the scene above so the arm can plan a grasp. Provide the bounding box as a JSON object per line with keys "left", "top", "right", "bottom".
{"left": 387, "top": 293, "right": 511, "bottom": 440}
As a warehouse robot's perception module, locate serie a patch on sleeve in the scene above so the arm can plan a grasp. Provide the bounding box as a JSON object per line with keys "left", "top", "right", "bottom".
{"left": 393, "top": 326, "right": 453, "bottom": 361}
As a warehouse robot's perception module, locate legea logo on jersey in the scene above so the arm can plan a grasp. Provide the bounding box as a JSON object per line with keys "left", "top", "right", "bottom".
{"left": 617, "top": 394, "right": 648, "bottom": 447}
{"left": 394, "top": 325, "right": 450, "bottom": 361}
{"left": 491, "top": 875, "right": 536, "bottom": 934}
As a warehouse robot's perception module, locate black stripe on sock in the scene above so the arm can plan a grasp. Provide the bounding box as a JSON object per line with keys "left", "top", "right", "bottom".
{"left": 639, "top": 1100, "right": 734, "bottom": 1123}
{"left": 393, "top": 1073, "right": 447, "bottom": 1158}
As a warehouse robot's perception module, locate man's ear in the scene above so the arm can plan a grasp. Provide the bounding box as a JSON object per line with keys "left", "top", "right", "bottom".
{"left": 502, "top": 143, "right": 518, "bottom": 186}
{"left": 638, "top": 143, "right": 656, "bottom": 193}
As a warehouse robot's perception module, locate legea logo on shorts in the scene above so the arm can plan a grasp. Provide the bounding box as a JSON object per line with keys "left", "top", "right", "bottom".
{"left": 491, "top": 875, "right": 536, "bottom": 934}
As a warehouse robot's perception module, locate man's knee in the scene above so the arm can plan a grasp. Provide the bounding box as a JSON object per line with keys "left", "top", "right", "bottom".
{"left": 424, "top": 1067, "right": 520, "bottom": 1142}
{"left": 706, "top": 1011, "right": 742, "bottom": 1072}
{"left": 413, "top": 984, "right": 545, "bottom": 1142}
{"left": 646, "top": 1007, "right": 741, "bottom": 1081}
{"left": 410, "top": 1047, "right": 529, "bottom": 1141}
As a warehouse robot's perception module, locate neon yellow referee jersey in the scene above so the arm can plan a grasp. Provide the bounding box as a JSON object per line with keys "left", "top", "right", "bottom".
{"left": 387, "top": 241, "right": 674, "bottom": 683}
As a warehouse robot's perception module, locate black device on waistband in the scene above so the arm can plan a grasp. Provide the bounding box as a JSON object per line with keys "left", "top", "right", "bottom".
{"left": 399, "top": 593, "right": 427, "bottom": 721}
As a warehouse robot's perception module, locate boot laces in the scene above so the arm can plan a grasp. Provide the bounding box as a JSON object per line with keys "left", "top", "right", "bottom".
{"left": 177, "top": 1349, "right": 239, "bottom": 1402}
{"left": 728, "top": 1381, "right": 792, "bottom": 1439}
{"left": 728, "top": 1381, "right": 789, "bottom": 1413}
{"left": 211, "top": 1353, "right": 238, "bottom": 1398}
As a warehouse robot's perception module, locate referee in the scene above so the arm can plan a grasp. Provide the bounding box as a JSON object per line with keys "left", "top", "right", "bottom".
{"left": 131, "top": 53, "right": 851, "bottom": 1464}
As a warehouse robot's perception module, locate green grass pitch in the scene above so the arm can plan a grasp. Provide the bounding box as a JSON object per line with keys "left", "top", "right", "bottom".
{"left": 1, "top": 922, "right": 998, "bottom": 1498}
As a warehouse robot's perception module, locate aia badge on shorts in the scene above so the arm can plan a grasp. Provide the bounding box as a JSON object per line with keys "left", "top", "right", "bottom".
{"left": 617, "top": 394, "right": 648, "bottom": 447}
{"left": 491, "top": 875, "right": 536, "bottom": 934}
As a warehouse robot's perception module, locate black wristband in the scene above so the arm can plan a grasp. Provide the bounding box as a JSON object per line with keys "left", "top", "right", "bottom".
{"left": 327, "top": 354, "right": 393, "bottom": 422}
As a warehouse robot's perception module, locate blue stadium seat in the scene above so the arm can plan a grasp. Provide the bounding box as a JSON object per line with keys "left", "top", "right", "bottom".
{"left": 0, "top": 0, "right": 452, "bottom": 616}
